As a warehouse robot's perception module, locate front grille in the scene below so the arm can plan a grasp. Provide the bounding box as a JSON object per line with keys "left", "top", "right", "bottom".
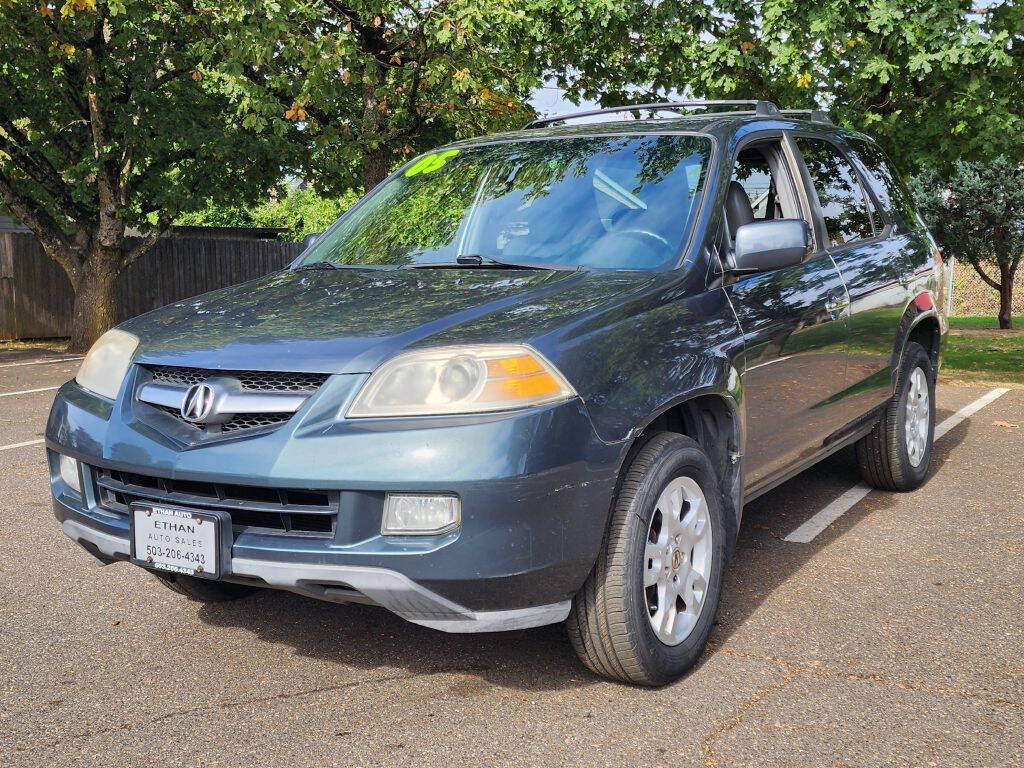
{"left": 138, "top": 365, "right": 329, "bottom": 437}
{"left": 146, "top": 365, "right": 329, "bottom": 393}
{"left": 221, "top": 412, "right": 293, "bottom": 433}
{"left": 92, "top": 466, "right": 336, "bottom": 536}
{"left": 151, "top": 404, "right": 295, "bottom": 434}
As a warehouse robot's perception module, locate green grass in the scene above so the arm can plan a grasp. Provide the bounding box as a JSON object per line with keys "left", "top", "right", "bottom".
{"left": 943, "top": 316, "right": 1024, "bottom": 384}
{"left": 949, "top": 315, "right": 1021, "bottom": 331}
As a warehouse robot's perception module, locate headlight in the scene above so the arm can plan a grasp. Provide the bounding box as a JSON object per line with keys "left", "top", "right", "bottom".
{"left": 347, "top": 344, "right": 575, "bottom": 418}
{"left": 58, "top": 454, "right": 81, "bottom": 495}
{"left": 75, "top": 329, "right": 139, "bottom": 400}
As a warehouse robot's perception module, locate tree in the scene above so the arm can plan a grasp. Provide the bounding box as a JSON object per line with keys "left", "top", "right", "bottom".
{"left": 178, "top": 186, "right": 361, "bottom": 241}
{"left": 0, "top": 1, "right": 289, "bottom": 350}
{"left": 197, "top": 0, "right": 645, "bottom": 193}
{"left": 552, "top": 1, "right": 1024, "bottom": 176}
{"left": 910, "top": 157, "right": 1024, "bottom": 329}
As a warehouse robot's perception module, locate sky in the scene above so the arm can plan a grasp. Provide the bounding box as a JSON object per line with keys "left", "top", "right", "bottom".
{"left": 528, "top": 82, "right": 600, "bottom": 118}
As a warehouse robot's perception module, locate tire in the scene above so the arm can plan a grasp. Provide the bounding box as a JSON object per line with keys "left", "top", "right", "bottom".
{"left": 153, "top": 572, "right": 261, "bottom": 603}
{"left": 567, "top": 433, "right": 728, "bottom": 686}
{"left": 855, "top": 341, "right": 936, "bottom": 492}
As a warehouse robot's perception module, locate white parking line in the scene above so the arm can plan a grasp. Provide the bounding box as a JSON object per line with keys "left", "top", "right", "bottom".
{"left": 784, "top": 387, "right": 1011, "bottom": 543}
{"left": 0, "top": 356, "right": 81, "bottom": 369}
{"left": 0, "top": 438, "right": 45, "bottom": 452}
{"left": 932, "top": 387, "right": 1010, "bottom": 439}
{"left": 0, "top": 386, "right": 60, "bottom": 398}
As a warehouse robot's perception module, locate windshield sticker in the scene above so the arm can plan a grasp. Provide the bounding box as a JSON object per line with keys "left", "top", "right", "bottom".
{"left": 405, "top": 149, "right": 460, "bottom": 177}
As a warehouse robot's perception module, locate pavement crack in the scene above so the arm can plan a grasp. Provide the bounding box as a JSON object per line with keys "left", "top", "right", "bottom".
{"left": 744, "top": 521, "right": 787, "bottom": 542}
{"left": 715, "top": 645, "right": 1017, "bottom": 709}
{"left": 24, "top": 666, "right": 481, "bottom": 751}
{"left": 701, "top": 649, "right": 799, "bottom": 768}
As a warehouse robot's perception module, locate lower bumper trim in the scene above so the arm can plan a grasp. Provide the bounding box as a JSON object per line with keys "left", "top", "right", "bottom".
{"left": 60, "top": 519, "right": 570, "bottom": 633}
{"left": 62, "top": 519, "right": 131, "bottom": 560}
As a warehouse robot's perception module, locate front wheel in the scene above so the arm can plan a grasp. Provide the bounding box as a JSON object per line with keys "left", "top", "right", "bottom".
{"left": 567, "top": 433, "right": 727, "bottom": 686}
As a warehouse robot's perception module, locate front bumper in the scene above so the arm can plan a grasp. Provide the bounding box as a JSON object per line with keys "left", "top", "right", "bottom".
{"left": 57, "top": 515, "right": 570, "bottom": 632}
{"left": 47, "top": 376, "right": 622, "bottom": 632}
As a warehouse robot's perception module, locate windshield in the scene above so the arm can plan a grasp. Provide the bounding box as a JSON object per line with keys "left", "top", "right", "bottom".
{"left": 297, "top": 135, "right": 712, "bottom": 271}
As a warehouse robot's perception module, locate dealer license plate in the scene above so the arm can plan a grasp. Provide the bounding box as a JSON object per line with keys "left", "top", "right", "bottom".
{"left": 131, "top": 503, "right": 221, "bottom": 578}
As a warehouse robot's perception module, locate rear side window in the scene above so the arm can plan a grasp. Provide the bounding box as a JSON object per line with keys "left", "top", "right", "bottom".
{"left": 846, "top": 138, "right": 922, "bottom": 231}
{"left": 795, "top": 137, "right": 876, "bottom": 247}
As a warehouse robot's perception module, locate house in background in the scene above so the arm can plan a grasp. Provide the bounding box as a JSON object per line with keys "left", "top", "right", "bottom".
{"left": 0, "top": 215, "right": 31, "bottom": 234}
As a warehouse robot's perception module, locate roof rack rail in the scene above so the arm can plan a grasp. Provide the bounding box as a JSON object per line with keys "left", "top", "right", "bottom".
{"left": 779, "top": 109, "right": 833, "bottom": 125}
{"left": 524, "top": 100, "right": 782, "bottom": 129}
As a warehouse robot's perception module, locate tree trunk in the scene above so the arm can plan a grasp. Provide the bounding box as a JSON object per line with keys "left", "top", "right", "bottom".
{"left": 68, "top": 246, "right": 120, "bottom": 352}
{"left": 361, "top": 144, "right": 390, "bottom": 192}
{"left": 360, "top": 56, "right": 389, "bottom": 192}
{"left": 998, "top": 264, "right": 1014, "bottom": 330}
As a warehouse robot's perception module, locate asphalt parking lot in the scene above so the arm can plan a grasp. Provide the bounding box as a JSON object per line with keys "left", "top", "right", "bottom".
{"left": 1, "top": 350, "right": 1021, "bottom": 768}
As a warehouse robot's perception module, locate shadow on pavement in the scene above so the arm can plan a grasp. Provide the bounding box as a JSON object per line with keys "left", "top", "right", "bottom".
{"left": 194, "top": 404, "right": 972, "bottom": 690}
{"left": 197, "top": 586, "right": 587, "bottom": 692}
{"left": 710, "top": 403, "right": 970, "bottom": 650}
{"left": 0, "top": 344, "right": 70, "bottom": 364}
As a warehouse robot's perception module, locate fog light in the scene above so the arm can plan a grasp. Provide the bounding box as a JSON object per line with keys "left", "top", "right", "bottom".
{"left": 382, "top": 494, "right": 460, "bottom": 535}
{"left": 59, "top": 454, "right": 81, "bottom": 495}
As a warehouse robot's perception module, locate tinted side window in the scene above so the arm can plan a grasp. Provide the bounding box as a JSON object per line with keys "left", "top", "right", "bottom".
{"left": 796, "top": 137, "right": 875, "bottom": 247}
{"left": 847, "top": 138, "right": 921, "bottom": 231}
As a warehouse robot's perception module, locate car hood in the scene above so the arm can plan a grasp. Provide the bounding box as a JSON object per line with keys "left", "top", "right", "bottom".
{"left": 123, "top": 267, "right": 662, "bottom": 374}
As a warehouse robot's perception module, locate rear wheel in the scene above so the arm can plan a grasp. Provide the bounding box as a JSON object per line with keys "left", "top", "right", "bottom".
{"left": 567, "top": 433, "right": 727, "bottom": 686}
{"left": 153, "top": 572, "right": 261, "bottom": 602}
{"left": 856, "top": 341, "right": 936, "bottom": 491}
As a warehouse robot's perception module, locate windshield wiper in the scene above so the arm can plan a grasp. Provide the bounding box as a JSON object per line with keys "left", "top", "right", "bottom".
{"left": 409, "top": 254, "right": 551, "bottom": 270}
{"left": 294, "top": 260, "right": 342, "bottom": 271}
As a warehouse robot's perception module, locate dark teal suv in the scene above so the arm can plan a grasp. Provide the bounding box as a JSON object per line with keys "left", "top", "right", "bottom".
{"left": 47, "top": 101, "right": 948, "bottom": 685}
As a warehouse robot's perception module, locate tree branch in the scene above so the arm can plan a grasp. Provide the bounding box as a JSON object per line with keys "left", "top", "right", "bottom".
{"left": 0, "top": 121, "right": 95, "bottom": 225}
{"left": 127, "top": 147, "right": 196, "bottom": 199}
{"left": 122, "top": 208, "right": 177, "bottom": 268}
{"left": 970, "top": 259, "right": 1003, "bottom": 290}
{"left": 0, "top": 75, "right": 85, "bottom": 166}
{"left": 0, "top": 173, "right": 83, "bottom": 283}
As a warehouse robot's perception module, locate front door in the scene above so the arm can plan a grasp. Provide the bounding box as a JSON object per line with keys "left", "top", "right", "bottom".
{"left": 721, "top": 136, "right": 850, "bottom": 491}
{"left": 728, "top": 253, "right": 850, "bottom": 490}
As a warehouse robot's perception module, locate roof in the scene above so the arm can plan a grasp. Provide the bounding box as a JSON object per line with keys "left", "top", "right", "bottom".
{"left": 454, "top": 112, "right": 856, "bottom": 149}
{"left": 0, "top": 215, "right": 31, "bottom": 233}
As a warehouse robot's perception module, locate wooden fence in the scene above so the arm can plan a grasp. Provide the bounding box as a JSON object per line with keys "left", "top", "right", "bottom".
{"left": 0, "top": 231, "right": 302, "bottom": 340}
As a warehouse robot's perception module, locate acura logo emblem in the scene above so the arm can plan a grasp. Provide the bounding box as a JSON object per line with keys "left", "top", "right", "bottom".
{"left": 181, "top": 383, "right": 216, "bottom": 423}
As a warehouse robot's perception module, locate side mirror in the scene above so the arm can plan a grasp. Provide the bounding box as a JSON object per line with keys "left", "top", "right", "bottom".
{"left": 731, "top": 219, "right": 813, "bottom": 274}
{"left": 301, "top": 231, "right": 323, "bottom": 251}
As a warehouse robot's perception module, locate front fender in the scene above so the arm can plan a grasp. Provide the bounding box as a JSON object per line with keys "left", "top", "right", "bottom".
{"left": 555, "top": 287, "right": 745, "bottom": 445}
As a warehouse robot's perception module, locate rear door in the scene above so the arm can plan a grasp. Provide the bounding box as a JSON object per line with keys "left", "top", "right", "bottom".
{"left": 722, "top": 134, "right": 850, "bottom": 492}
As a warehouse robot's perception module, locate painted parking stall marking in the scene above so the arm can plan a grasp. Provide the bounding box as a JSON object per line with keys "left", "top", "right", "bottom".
{"left": 0, "top": 356, "right": 82, "bottom": 369}
{"left": 932, "top": 386, "right": 1010, "bottom": 440}
{"left": 0, "top": 438, "right": 45, "bottom": 452}
{"left": 0, "top": 385, "right": 59, "bottom": 398}
{"left": 784, "top": 387, "right": 1011, "bottom": 543}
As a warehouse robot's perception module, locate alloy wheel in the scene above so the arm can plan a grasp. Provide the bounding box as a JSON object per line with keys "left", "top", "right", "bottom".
{"left": 904, "top": 367, "right": 930, "bottom": 468}
{"left": 643, "top": 476, "right": 713, "bottom": 646}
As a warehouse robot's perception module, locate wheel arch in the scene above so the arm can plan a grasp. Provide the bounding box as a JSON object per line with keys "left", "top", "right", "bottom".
{"left": 892, "top": 295, "right": 942, "bottom": 381}
{"left": 615, "top": 388, "right": 744, "bottom": 552}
